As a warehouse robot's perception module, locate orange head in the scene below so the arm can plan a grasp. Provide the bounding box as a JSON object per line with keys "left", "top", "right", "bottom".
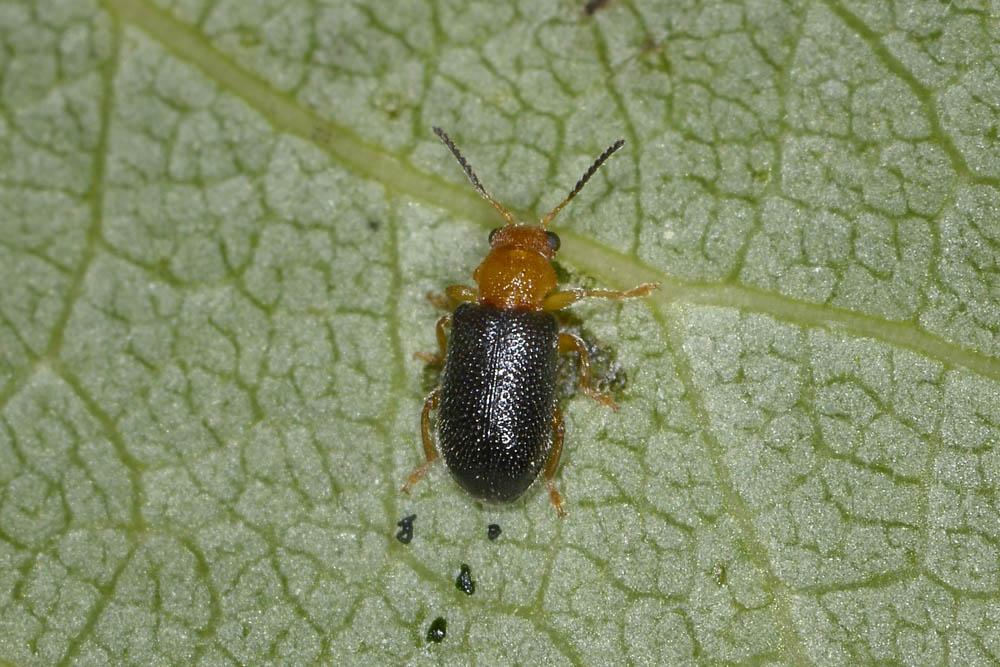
{"left": 433, "top": 127, "right": 624, "bottom": 311}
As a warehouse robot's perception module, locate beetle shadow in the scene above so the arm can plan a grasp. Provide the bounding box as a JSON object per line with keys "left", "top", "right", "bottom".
{"left": 554, "top": 313, "right": 628, "bottom": 401}
{"left": 420, "top": 357, "right": 443, "bottom": 395}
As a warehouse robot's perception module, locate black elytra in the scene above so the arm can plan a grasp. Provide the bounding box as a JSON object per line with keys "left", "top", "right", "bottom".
{"left": 438, "top": 302, "right": 559, "bottom": 503}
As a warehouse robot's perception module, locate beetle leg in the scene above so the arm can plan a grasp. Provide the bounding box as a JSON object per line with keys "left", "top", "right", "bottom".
{"left": 413, "top": 315, "right": 451, "bottom": 364}
{"left": 426, "top": 285, "right": 477, "bottom": 310}
{"left": 558, "top": 332, "right": 618, "bottom": 410}
{"left": 543, "top": 408, "right": 567, "bottom": 517}
{"left": 541, "top": 282, "right": 659, "bottom": 312}
{"left": 433, "top": 315, "right": 451, "bottom": 361}
{"left": 402, "top": 388, "right": 441, "bottom": 494}
{"left": 444, "top": 284, "right": 478, "bottom": 303}
{"left": 425, "top": 291, "right": 451, "bottom": 310}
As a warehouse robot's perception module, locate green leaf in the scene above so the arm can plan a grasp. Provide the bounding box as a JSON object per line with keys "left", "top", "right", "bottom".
{"left": 2, "top": 0, "right": 1000, "bottom": 663}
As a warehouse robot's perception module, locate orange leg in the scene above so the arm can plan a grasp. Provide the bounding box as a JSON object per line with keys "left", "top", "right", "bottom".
{"left": 445, "top": 284, "right": 477, "bottom": 303}
{"left": 402, "top": 388, "right": 440, "bottom": 493}
{"left": 543, "top": 408, "right": 567, "bottom": 517}
{"left": 558, "top": 332, "right": 617, "bottom": 410}
{"left": 413, "top": 315, "right": 451, "bottom": 364}
{"left": 541, "top": 282, "right": 659, "bottom": 312}
{"left": 425, "top": 291, "right": 450, "bottom": 310}
{"left": 426, "top": 285, "right": 477, "bottom": 310}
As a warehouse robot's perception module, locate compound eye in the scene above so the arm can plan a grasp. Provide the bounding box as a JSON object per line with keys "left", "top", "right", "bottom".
{"left": 488, "top": 227, "right": 501, "bottom": 244}
{"left": 545, "top": 231, "right": 561, "bottom": 252}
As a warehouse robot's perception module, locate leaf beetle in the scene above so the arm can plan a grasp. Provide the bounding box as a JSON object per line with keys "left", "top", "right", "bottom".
{"left": 403, "top": 127, "right": 658, "bottom": 516}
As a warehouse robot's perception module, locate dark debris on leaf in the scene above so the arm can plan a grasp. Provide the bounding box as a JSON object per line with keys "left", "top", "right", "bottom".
{"left": 395, "top": 514, "right": 416, "bottom": 544}
{"left": 584, "top": 0, "right": 610, "bottom": 15}
{"left": 426, "top": 616, "right": 447, "bottom": 643}
{"left": 455, "top": 563, "right": 476, "bottom": 595}
{"left": 487, "top": 523, "right": 501, "bottom": 540}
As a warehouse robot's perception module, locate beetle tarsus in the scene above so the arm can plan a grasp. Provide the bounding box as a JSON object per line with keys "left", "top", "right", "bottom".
{"left": 425, "top": 291, "right": 450, "bottom": 310}
{"left": 402, "top": 459, "right": 434, "bottom": 494}
{"left": 547, "top": 478, "right": 567, "bottom": 517}
{"left": 583, "top": 386, "right": 618, "bottom": 411}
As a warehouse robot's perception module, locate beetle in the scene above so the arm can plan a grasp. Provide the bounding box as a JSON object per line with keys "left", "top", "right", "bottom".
{"left": 402, "top": 127, "right": 658, "bottom": 516}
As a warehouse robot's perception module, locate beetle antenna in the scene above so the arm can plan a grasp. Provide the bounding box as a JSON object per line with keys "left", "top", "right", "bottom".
{"left": 433, "top": 127, "right": 515, "bottom": 226}
{"left": 540, "top": 139, "right": 625, "bottom": 228}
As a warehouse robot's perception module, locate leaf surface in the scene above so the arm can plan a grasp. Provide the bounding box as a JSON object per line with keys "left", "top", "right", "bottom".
{"left": 2, "top": 0, "right": 999, "bottom": 664}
